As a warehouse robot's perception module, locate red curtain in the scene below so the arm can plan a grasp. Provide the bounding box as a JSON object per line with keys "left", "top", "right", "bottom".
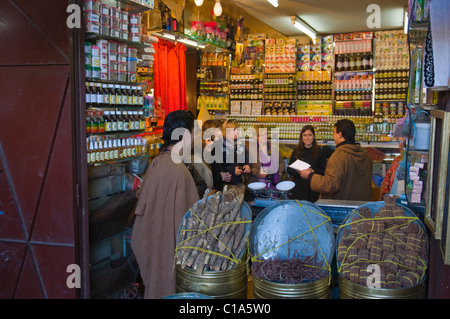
{"left": 153, "top": 39, "right": 187, "bottom": 114}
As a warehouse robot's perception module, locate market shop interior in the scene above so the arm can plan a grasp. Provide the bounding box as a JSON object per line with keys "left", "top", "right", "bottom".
{"left": 0, "top": 0, "right": 449, "bottom": 301}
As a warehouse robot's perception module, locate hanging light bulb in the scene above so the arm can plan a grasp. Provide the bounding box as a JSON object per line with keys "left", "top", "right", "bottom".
{"left": 213, "top": 0, "right": 222, "bottom": 16}
{"left": 194, "top": 0, "right": 203, "bottom": 6}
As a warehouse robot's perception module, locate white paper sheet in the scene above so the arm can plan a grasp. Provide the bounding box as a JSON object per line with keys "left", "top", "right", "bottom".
{"left": 288, "top": 159, "right": 311, "bottom": 171}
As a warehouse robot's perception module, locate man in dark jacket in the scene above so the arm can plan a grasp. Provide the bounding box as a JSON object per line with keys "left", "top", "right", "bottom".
{"left": 300, "top": 119, "right": 373, "bottom": 201}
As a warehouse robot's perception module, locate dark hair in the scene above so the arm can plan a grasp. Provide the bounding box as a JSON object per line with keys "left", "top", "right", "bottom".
{"left": 296, "top": 125, "right": 319, "bottom": 159}
{"left": 161, "top": 110, "right": 195, "bottom": 147}
{"left": 334, "top": 119, "right": 356, "bottom": 143}
{"left": 202, "top": 119, "right": 222, "bottom": 144}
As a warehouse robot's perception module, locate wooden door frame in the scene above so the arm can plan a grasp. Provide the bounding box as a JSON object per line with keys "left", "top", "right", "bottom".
{"left": 69, "top": 0, "right": 90, "bottom": 299}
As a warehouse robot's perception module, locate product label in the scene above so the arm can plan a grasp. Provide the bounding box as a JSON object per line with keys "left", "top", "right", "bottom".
{"left": 112, "top": 121, "right": 118, "bottom": 131}
{"left": 105, "top": 122, "right": 112, "bottom": 132}
{"left": 118, "top": 121, "right": 124, "bottom": 131}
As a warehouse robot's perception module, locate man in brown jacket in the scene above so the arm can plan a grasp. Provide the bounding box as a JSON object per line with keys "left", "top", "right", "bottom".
{"left": 131, "top": 110, "right": 200, "bottom": 298}
{"left": 300, "top": 119, "right": 373, "bottom": 201}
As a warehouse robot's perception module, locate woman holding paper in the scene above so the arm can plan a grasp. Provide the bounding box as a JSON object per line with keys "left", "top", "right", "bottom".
{"left": 287, "top": 125, "right": 327, "bottom": 202}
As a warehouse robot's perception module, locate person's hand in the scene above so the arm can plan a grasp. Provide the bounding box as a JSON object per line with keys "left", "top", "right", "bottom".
{"left": 242, "top": 165, "right": 251, "bottom": 174}
{"left": 300, "top": 169, "right": 312, "bottom": 180}
{"left": 221, "top": 172, "right": 232, "bottom": 182}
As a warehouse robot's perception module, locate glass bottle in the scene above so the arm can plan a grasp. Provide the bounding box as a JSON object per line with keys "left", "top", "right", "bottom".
{"left": 87, "top": 139, "right": 94, "bottom": 164}
{"left": 102, "top": 84, "right": 109, "bottom": 105}
{"left": 85, "top": 82, "right": 91, "bottom": 106}
{"left": 98, "top": 110, "right": 105, "bottom": 133}
{"left": 109, "top": 84, "right": 116, "bottom": 105}
{"left": 104, "top": 111, "right": 111, "bottom": 132}
{"left": 115, "top": 84, "right": 122, "bottom": 106}
{"left": 117, "top": 110, "right": 124, "bottom": 132}
{"left": 123, "top": 111, "right": 130, "bottom": 131}
{"left": 93, "top": 140, "right": 100, "bottom": 163}
{"left": 113, "top": 139, "right": 119, "bottom": 160}
{"left": 110, "top": 111, "right": 118, "bottom": 132}
{"left": 121, "top": 138, "right": 128, "bottom": 159}
{"left": 103, "top": 140, "right": 110, "bottom": 161}
{"left": 108, "top": 139, "right": 114, "bottom": 161}
{"left": 138, "top": 111, "right": 145, "bottom": 130}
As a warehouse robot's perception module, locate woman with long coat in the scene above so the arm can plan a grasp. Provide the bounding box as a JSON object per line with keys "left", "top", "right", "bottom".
{"left": 131, "top": 110, "right": 199, "bottom": 299}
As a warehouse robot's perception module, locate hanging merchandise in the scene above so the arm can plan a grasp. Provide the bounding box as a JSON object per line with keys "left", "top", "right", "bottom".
{"left": 153, "top": 39, "right": 187, "bottom": 114}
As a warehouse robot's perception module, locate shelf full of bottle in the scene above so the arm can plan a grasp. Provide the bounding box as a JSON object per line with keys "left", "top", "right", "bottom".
{"left": 199, "top": 80, "right": 229, "bottom": 96}
{"left": 263, "top": 73, "right": 296, "bottom": 101}
{"left": 86, "top": 108, "right": 146, "bottom": 135}
{"left": 374, "top": 69, "right": 409, "bottom": 101}
{"left": 297, "top": 80, "right": 333, "bottom": 101}
{"left": 85, "top": 81, "right": 145, "bottom": 108}
{"left": 86, "top": 134, "right": 148, "bottom": 166}
{"left": 335, "top": 52, "right": 374, "bottom": 72}
{"left": 228, "top": 114, "right": 399, "bottom": 143}
{"left": 229, "top": 74, "right": 263, "bottom": 101}
{"left": 334, "top": 70, "right": 373, "bottom": 102}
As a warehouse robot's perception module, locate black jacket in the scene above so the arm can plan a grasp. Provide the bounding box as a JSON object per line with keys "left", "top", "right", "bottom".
{"left": 287, "top": 147, "right": 327, "bottom": 202}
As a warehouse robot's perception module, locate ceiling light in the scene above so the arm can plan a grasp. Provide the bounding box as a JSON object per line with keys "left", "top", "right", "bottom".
{"left": 267, "top": 0, "right": 278, "bottom": 7}
{"left": 161, "top": 33, "right": 176, "bottom": 40}
{"left": 213, "top": 0, "right": 222, "bottom": 16}
{"left": 403, "top": 7, "right": 409, "bottom": 34}
{"left": 194, "top": 0, "right": 203, "bottom": 6}
{"left": 290, "top": 16, "right": 317, "bottom": 41}
{"left": 178, "top": 38, "right": 200, "bottom": 47}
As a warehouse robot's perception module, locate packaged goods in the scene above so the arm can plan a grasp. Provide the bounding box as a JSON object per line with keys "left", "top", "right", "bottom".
{"left": 84, "top": 0, "right": 100, "bottom": 12}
